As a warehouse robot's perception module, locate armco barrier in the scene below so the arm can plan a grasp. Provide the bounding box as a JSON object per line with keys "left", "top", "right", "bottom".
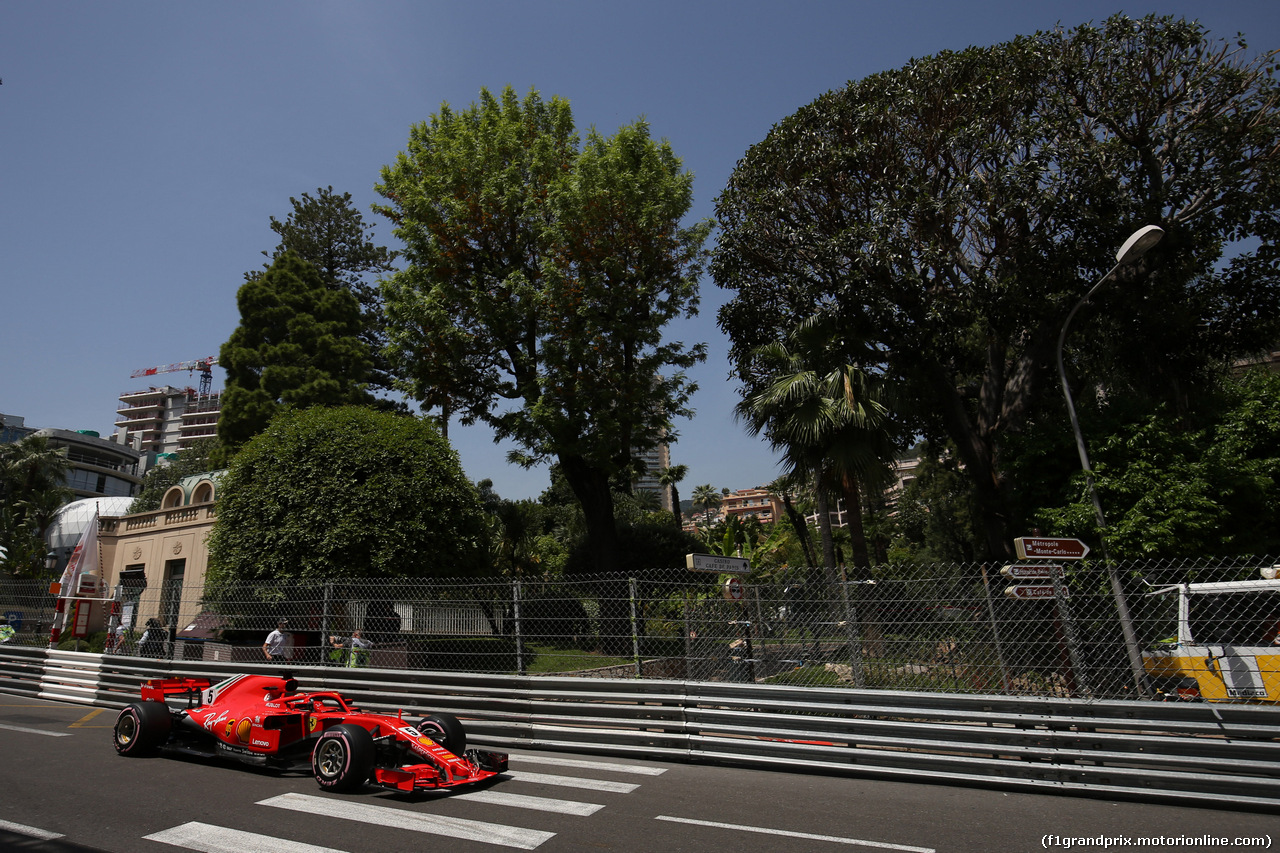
{"left": 3, "top": 646, "right": 1279, "bottom": 811}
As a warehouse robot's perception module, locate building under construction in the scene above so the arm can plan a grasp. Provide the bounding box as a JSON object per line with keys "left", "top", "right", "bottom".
{"left": 115, "top": 358, "right": 221, "bottom": 457}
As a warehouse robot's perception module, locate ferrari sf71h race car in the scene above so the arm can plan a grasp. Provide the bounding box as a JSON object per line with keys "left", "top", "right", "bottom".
{"left": 113, "top": 673, "right": 508, "bottom": 793}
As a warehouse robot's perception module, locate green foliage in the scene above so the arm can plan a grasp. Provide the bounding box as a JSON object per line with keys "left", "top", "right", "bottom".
{"left": 247, "top": 186, "right": 398, "bottom": 395}
{"left": 207, "top": 406, "right": 488, "bottom": 583}
{"left": 128, "top": 438, "right": 220, "bottom": 513}
{"left": 0, "top": 435, "right": 71, "bottom": 576}
{"left": 1033, "top": 369, "right": 1280, "bottom": 558}
{"left": 375, "top": 86, "right": 712, "bottom": 576}
{"left": 565, "top": 521, "right": 703, "bottom": 575}
{"left": 713, "top": 14, "right": 1280, "bottom": 559}
{"left": 218, "top": 252, "right": 374, "bottom": 454}
{"left": 889, "top": 448, "right": 984, "bottom": 564}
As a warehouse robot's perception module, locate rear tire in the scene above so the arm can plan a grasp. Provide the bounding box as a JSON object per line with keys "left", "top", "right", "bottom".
{"left": 415, "top": 713, "right": 466, "bottom": 755}
{"left": 114, "top": 702, "right": 172, "bottom": 756}
{"left": 312, "top": 724, "right": 375, "bottom": 792}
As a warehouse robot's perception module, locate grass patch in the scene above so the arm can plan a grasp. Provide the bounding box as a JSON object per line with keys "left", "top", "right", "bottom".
{"left": 522, "top": 643, "right": 634, "bottom": 674}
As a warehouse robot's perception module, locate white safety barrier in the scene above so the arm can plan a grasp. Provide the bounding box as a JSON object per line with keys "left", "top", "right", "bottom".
{"left": 3, "top": 646, "right": 1278, "bottom": 811}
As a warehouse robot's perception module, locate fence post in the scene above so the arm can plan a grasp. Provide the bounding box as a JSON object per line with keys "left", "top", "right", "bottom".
{"left": 629, "top": 577, "right": 641, "bottom": 678}
{"left": 838, "top": 569, "right": 866, "bottom": 689}
{"left": 978, "top": 564, "right": 1013, "bottom": 693}
{"left": 321, "top": 582, "right": 332, "bottom": 665}
{"left": 682, "top": 591, "right": 692, "bottom": 680}
{"left": 513, "top": 577, "right": 525, "bottom": 677}
{"left": 1051, "top": 566, "right": 1091, "bottom": 697}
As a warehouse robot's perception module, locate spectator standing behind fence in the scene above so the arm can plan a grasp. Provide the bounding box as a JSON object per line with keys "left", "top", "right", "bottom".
{"left": 138, "top": 618, "right": 166, "bottom": 657}
{"left": 0, "top": 617, "right": 14, "bottom": 644}
{"left": 263, "top": 619, "right": 289, "bottom": 662}
{"left": 330, "top": 629, "right": 372, "bottom": 668}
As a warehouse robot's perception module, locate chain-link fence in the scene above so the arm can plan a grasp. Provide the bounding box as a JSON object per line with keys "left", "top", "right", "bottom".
{"left": 4, "top": 556, "right": 1279, "bottom": 701}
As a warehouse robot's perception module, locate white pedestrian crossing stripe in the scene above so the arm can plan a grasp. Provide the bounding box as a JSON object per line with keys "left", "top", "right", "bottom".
{"left": 447, "top": 788, "right": 605, "bottom": 815}
{"left": 144, "top": 821, "right": 349, "bottom": 853}
{"left": 502, "top": 769, "right": 639, "bottom": 793}
{"left": 259, "top": 792, "right": 556, "bottom": 850}
{"left": 505, "top": 752, "right": 667, "bottom": 775}
{"left": 142, "top": 754, "right": 661, "bottom": 852}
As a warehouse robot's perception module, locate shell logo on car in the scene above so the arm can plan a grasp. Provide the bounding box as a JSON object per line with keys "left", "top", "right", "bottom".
{"left": 237, "top": 719, "right": 253, "bottom": 744}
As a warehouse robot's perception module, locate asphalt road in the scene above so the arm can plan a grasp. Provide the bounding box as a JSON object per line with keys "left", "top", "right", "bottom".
{"left": 3, "top": 695, "right": 1279, "bottom": 853}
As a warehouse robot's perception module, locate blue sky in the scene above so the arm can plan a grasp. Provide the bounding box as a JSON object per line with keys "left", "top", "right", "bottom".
{"left": 3, "top": 1, "right": 1279, "bottom": 500}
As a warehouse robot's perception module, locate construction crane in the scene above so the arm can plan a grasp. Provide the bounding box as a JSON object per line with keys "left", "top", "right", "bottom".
{"left": 130, "top": 357, "right": 218, "bottom": 396}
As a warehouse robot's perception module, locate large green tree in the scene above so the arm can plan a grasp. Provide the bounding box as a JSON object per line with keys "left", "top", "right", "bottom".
{"left": 374, "top": 86, "right": 712, "bottom": 581}
{"left": 207, "top": 406, "right": 488, "bottom": 583}
{"left": 713, "top": 15, "right": 1280, "bottom": 559}
{"left": 0, "top": 436, "right": 71, "bottom": 576}
{"left": 217, "top": 252, "right": 374, "bottom": 454}
{"left": 248, "top": 187, "right": 398, "bottom": 394}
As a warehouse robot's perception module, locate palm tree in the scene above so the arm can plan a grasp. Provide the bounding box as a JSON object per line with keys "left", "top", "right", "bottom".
{"left": 0, "top": 435, "right": 72, "bottom": 575}
{"left": 657, "top": 464, "right": 688, "bottom": 527}
{"left": 690, "top": 483, "right": 722, "bottom": 526}
{"left": 735, "top": 315, "right": 896, "bottom": 573}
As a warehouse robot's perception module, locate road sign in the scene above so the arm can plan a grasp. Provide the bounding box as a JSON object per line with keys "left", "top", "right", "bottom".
{"left": 1014, "top": 537, "right": 1090, "bottom": 560}
{"left": 1000, "top": 563, "right": 1063, "bottom": 580}
{"left": 1004, "top": 584, "right": 1069, "bottom": 601}
{"left": 724, "top": 577, "right": 745, "bottom": 602}
{"left": 686, "top": 553, "right": 750, "bottom": 574}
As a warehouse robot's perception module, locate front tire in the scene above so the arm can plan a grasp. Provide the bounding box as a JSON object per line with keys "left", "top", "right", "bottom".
{"left": 312, "top": 724, "right": 375, "bottom": 792}
{"left": 415, "top": 713, "right": 466, "bottom": 755}
{"left": 114, "top": 702, "right": 172, "bottom": 756}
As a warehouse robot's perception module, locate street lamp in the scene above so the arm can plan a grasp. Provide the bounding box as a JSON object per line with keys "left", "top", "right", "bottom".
{"left": 1056, "top": 224, "right": 1163, "bottom": 697}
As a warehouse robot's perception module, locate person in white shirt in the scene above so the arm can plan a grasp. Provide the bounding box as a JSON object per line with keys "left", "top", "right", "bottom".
{"left": 263, "top": 619, "right": 289, "bottom": 661}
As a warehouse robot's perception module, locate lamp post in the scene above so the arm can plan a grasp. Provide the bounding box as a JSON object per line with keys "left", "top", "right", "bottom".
{"left": 1056, "top": 225, "right": 1163, "bottom": 697}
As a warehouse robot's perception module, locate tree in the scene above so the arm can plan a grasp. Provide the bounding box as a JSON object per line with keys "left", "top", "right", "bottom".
{"left": 690, "top": 484, "right": 722, "bottom": 526}
{"left": 1030, "top": 368, "right": 1280, "bottom": 558}
{"left": 889, "top": 447, "right": 983, "bottom": 564}
{"left": 0, "top": 435, "right": 71, "bottom": 576}
{"left": 657, "top": 464, "right": 688, "bottom": 528}
{"left": 734, "top": 316, "right": 896, "bottom": 571}
{"left": 375, "top": 86, "right": 712, "bottom": 582}
{"left": 128, "top": 437, "right": 220, "bottom": 513}
{"left": 206, "top": 406, "right": 488, "bottom": 583}
{"left": 713, "top": 15, "right": 1280, "bottom": 559}
{"left": 248, "top": 187, "right": 398, "bottom": 394}
{"left": 217, "top": 252, "right": 374, "bottom": 454}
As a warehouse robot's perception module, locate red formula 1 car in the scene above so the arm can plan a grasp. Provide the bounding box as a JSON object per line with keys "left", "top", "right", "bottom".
{"left": 112, "top": 673, "right": 508, "bottom": 793}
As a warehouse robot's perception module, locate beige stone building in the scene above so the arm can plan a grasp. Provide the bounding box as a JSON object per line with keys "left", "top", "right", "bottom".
{"left": 97, "top": 474, "right": 219, "bottom": 636}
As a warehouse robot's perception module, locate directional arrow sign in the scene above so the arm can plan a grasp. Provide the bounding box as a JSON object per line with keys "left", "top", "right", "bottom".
{"left": 1004, "top": 584, "right": 1069, "bottom": 601}
{"left": 686, "top": 553, "right": 750, "bottom": 574}
{"left": 1014, "top": 537, "right": 1090, "bottom": 561}
{"left": 1001, "top": 563, "right": 1063, "bottom": 580}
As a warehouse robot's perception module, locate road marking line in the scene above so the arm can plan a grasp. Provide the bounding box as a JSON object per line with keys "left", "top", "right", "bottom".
{"left": 508, "top": 753, "right": 667, "bottom": 775}
{"left": 70, "top": 708, "right": 104, "bottom": 727}
{"left": 0, "top": 722, "right": 71, "bottom": 737}
{"left": 656, "top": 816, "right": 937, "bottom": 853}
{"left": 447, "top": 789, "right": 605, "bottom": 815}
{"left": 258, "top": 793, "right": 555, "bottom": 850}
{"left": 0, "top": 818, "right": 64, "bottom": 840}
{"left": 503, "top": 770, "right": 638, "bottom": 793}
{"left": 144, "top": 821, "right": 348, "bottom": 853}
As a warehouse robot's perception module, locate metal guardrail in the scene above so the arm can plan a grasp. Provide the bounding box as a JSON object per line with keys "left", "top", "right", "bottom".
{"left": 2, "top": 646, "right": 1278, "bottom": 811}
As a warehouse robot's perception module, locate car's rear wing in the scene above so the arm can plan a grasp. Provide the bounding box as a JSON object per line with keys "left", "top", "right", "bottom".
{"left": 141, "top": 677, "right": 212, "bottom": 704}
